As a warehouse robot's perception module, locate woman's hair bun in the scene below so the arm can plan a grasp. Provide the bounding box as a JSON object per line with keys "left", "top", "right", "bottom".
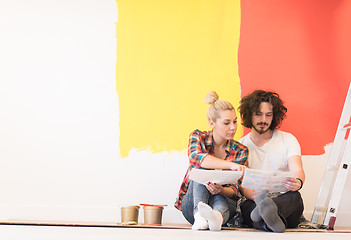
{"left": 204, "top": 91, "right": 219, "bottom": 104}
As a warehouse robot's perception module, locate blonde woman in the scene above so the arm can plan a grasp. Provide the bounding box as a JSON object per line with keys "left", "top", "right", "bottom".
{"left": 174, "top": 91, "right": 248, "bottom": 231}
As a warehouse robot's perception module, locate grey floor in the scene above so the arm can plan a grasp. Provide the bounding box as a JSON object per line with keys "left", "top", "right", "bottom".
{"left": 1, "top": 225, "right": 351, "bottom": 240}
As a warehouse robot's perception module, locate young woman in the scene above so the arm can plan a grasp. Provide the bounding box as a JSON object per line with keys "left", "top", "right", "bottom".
{"left": 174, "top": 91, "right": 248, "bottom": 231}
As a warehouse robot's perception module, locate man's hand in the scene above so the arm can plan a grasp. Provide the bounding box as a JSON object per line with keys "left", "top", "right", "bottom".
{"left": 282, "top": 177, "right": 302, "bottom": 191}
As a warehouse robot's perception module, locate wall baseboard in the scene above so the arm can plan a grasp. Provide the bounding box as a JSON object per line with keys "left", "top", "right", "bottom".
{"left": 0, "top": 205, "right": 119, "bottom": 223}
{"left": 0, "top": 204, "right": 188, "bottom": 225}
{"left": 0, "top": 205, "right": 349, "bottom": 227}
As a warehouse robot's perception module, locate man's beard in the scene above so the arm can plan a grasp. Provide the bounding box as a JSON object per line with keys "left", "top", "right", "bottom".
{"left": 253, "top": 122, "right": 270, "bottom": 134}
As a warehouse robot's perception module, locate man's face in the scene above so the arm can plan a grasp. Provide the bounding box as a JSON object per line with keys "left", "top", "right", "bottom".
{"left": 251, "top": 102, "right": 273, "bottom": 134}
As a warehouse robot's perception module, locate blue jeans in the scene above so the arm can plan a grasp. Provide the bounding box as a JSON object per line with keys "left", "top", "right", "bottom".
{"left": 181, "top": 180, "right": 237, "bottom": 225}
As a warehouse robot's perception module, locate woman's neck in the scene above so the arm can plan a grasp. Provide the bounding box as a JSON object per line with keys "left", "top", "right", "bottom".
{"left": 212, "top": 131, "right": 228, "bottom": 148}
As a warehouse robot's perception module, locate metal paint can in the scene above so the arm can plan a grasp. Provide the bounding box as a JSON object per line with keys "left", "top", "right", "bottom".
{"left": 143, "top": 205, "right": 164, "bottom": 225}
{"left": 120, "top": 205, "right": 140, "bottom": 224}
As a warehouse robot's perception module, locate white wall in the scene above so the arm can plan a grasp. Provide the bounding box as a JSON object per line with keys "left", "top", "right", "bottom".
{"left": 0, "top": 0, "right": 350, "bottom": 228}
{"left": 0, "top": 0, "right": 187, "bottom": 225}
{"left": 300, "top": 145, "right": 351, "bottom": 228}
{"left": 0, "top": 0, "right": 120, "bottom": 221}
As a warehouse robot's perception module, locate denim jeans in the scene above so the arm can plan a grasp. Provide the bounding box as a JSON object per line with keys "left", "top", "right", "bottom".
{"left": 181, "top": 180, "right": 237, "bottom": 225}
{"left": 240, "top": 191, "right": 304, "bottom": 231}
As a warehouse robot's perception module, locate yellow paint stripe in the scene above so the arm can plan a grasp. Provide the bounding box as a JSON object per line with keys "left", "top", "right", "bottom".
{"left": 116, "top": 0, "right": 243, "bottom": 157}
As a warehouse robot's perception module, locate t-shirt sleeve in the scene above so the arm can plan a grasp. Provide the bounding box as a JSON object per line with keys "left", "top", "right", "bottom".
{"left": 286, "top": 133, "right": 301, "bottom": 159}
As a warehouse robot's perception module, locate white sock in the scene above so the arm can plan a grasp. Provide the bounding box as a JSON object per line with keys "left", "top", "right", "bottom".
{"left": 192, "top": 211, "right": 209, "bottom": 230}
{"left": 198, "top": 202, "right": 223, "bottom": 231}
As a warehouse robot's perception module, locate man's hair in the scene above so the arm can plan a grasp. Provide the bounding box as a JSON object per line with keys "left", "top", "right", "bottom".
{"left": 239, "top": 90, "right": 287, "bottom": 130}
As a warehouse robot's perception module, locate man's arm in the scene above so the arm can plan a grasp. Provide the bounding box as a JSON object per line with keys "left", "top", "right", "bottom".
{"left": 283, "top": 155, "right": 305, "bottom": 191}
{"left": 288, "top": 155, "right": 305, "bottom": 181}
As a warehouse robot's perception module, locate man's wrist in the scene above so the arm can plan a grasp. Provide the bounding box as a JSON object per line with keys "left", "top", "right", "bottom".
{"left": 296, "top": 178, "right": 303, "bottom": 190}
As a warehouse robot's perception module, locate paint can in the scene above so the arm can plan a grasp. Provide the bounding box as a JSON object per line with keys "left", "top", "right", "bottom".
{"left": 143, "top": 205, "right": 164, "bottom": 225}
{"left": 120, "top": 205, "right": 140, "bottom": 224}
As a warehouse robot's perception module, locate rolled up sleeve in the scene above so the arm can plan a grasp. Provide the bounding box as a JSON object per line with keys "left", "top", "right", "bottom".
{"left": 187, "top": 130, "right": 208, "bottom": 168}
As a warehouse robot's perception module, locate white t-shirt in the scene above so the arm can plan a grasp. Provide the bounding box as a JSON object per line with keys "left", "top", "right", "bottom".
{"left": 239, "top": 130, "right": 301, "bottom": 172}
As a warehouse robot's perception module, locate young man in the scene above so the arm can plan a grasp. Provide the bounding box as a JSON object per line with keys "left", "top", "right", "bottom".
{"left": 238, "top": 90, "right": 305, "bottom": 233}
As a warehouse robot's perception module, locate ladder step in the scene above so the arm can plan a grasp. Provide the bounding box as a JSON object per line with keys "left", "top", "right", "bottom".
{"left": 314, "top": 206, "right": 328, "bottom": 212}
{"left": 327, "top": 165, "right": 339, "bottom": 171}
{"left": 311, "top": 82, "right": 351, "bottom": 226}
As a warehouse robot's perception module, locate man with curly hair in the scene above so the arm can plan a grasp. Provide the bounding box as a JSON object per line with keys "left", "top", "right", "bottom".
{"left": 238, "top": 90, "right": 305, "bottom": 233}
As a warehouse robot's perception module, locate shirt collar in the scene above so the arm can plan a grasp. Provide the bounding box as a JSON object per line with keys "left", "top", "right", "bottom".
{"left": 205, "top": 130, "right": 214, "bottom": 152}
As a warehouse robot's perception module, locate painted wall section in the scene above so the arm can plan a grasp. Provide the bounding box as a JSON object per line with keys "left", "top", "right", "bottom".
{"left": 239, "top": 0, "right": 351, "bottom": 155}
{"left": 116, "top": 0, "right": 243, "bottom": 157}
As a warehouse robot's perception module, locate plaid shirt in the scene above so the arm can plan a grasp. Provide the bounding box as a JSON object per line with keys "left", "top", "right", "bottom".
{"left": 174, "top": 129, "right": 248, "bottom": 210}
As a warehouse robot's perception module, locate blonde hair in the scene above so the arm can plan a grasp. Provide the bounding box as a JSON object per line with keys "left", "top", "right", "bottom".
{"left": 205, "top": 91, "right": 234, "bottom": 122}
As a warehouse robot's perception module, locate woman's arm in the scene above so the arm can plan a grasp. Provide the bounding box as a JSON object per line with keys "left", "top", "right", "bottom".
{"left": 187, "top": 130, "right": 245, "bottom": 171}
{"left": 206, "top": 182, "right": 236, "bottom": 198}
{"left": 240, "top": 187, "right": 258, "bottom": 200}
{"left": 200, "top": 154, "right": 245, "bottom": 171}
{"left": 206, "top": 148, "right": 249, "bottom": 198}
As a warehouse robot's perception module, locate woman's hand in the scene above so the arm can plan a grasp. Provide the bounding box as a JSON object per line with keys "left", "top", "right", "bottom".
{"left": 282, "top": 177, "right": 302, "bottom": 192}
{"left": 230, "top": 163, "right": 246, "bottom": 171}
{"left": 206, "top": 182, "right": 223, "bottom": 195}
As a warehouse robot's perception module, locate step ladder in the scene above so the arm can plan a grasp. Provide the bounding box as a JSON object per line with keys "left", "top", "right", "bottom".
{"left": 311, "top": 82, "right": 351, "bottom": 230}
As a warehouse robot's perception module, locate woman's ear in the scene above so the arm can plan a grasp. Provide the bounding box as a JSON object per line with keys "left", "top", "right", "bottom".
{"left": 209, "top": 119, "right": 216, "bottom": 129}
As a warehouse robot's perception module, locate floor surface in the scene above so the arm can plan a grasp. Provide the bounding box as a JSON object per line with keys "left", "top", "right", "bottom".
{"left": 1, "top": 225, "right": 351, "bottom": 240}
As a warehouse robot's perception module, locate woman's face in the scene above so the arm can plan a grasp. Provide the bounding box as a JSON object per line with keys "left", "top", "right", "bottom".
{"left": 210, "top": 110, "right": 237, "bottom": 141}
